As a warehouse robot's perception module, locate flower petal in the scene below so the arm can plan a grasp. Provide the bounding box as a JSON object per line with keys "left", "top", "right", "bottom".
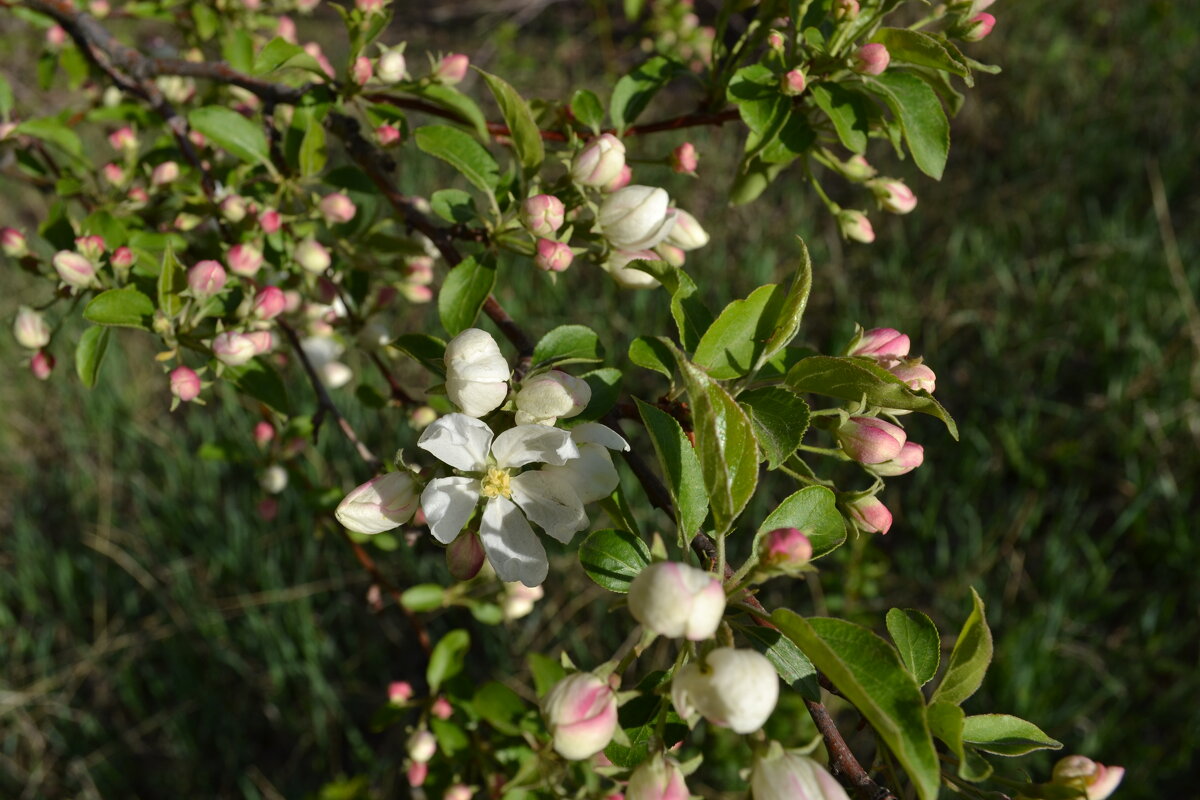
{"left": 421, "top": 477, "right": 481, "bottom": 544}
{"left": 541, "top": 444, "right": 620, "bottom": 504}
{"left": 417, "top": 413, "right": 493, "bottom": 471}
{"left": 492, "top": 424, "right": 579, "bottom": 468}
{"left": 446, "top": 376, "right": 508, "bottom": 418}
{"left": 511, "top": 471, "right": 588, "bottom": 544}
{"left": 479, "top": 497, "right": 549, "bottom": 587}
{"left": 571, "top": 422, "right": 629, "bottom": 452}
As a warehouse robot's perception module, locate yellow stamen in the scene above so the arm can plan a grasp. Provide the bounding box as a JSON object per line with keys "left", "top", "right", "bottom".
{"left": 480, "top": 467, "right": 512, "bottom": 499}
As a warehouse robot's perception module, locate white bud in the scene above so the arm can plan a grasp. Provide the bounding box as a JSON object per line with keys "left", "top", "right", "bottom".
{"left": 671, "top": 648, "right": 778, "bottom": 733}
{"left": 514, "top": 370, "right": 591, "bottom": 425}
{"left": 542, "top": 673, "right": 619, "bottom": 760}
{"left": 570, "top": 133, "right": 627, "bottom": 188}
{"left": 604, "top": 249, "right": 662, "bottom": 290}
{"left": 407, "top": 729, "right": 437, "bottom": 763}
{"left": 628, "top": 562, "right": 725, "bottom": 640}
{"left": 212, "top": 331, "right": 257, "bottom": 366}
{"left": 335, "top": 472, "right": 419, "bottom": 534}
{"left": 598, "top": 185, "right": 677, "bottom": 251}
{"left": 444, "top": 328, "right": 510, "bottom": 417}
{"left": 664, "top": 208, "right": 709, "bottom": 251}
{"left": 751, "top": 743, "right": 851, "bottom": 800}
{"left": 259, "top": 465, "right": 288, "bottom": 494}
{"left": 13, "top": 306, "right": 51, "bottom": 350}
{"left": 377, "top": 50, "right": 407, "bottom": 83}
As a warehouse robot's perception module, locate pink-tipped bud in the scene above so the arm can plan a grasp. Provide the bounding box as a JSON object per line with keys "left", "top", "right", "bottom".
{"left": 837, "top": 209, "right": 875, "bottom": 243}
{"left": 767, "top": 30, "right": 785, "bottom": 50}
{"left": 961, "top": 13, "right": 996, "bottom": 42}
{"left": 227, "top": 243, "right": 264, "bottom": 277}
{"left": 111, "top": 246, "right": 135, "bottom": 271}
{"left": 434, "top": 53, "right": 470, "bottom": 85}
{"left": 151, "top": 161, "right": 180, "bottom": 186}
{"left": 840, "top": 154, "right": 876, "bottom": 182}
{"left": 46, "top": 24, "right": 67, "bottom": 48}
{"left": 0, "top": 122, "right": 15, "bottom": 141}
{"left": 871, "top": 441, "right": 924, "bottom": 477}
{"left": 603, "top": 163, "right": 633, "bottom": 193}
{"left": 868, "top": 179, "right": 917, "bottom": 214}
{"left": 253, "top": 286, "right": 286, "bottom": 320}
{"left": 127, "top": 187, "right": 149, "bottom": 206}
{"left": 627, "top": 756, "right": 690, "bottom": 800}
{"left": 1, "top": 227, "right": 27, "bottom": 257}
{"left": 388, "top": 681, "right": 414, "bottom": 704}
{"left": 834, "top": 0, "right": 860, "bottom": 20}
{"left": 245, "top": 330, "right": 274, "bottom": 355}
{"left": 102, "top": 163, "right": 125, "bottom": 185}
{"left": 534, "top": 239, "right": 573, "bottom": 273}
{"left": 846, "top": 495, "right": 892, "bottom": 535}
{"left": 277, "top": 15, "right": 297, "bottom": 43}
{"left": 781, "top": 68, "right": 807, "bottom": 96}
{"left": 295, "top": 238, "right": 331, "bottom": 273}
{"left": 89, "top": 0, "right": 110, "bottom": 15}
{"left": 407, "top": 729, "right": 437, "bottom": 763}
{"left": 443, "top": 784, "right": 472, "bottom": 800}
{"left": 356, "top": 0, "right": 383, "bottom": 13}
{"left": 377, "top": 50, "right": 407, "bottom": 83}
{"left": 852, "top": 43, "right": 890, "bottom": 76}
{"left": 352, "top": 56, "right": 373, "bottom": 85}
{"left": 1051, "top": 756, "right": 1125, "bottom": 800}
{"left": 655, "top": 243, "right": 686, "bottom": 267}
{"left": 319, "top": 192, "right": 357, "bottom": 225}
{"left": 258, "top": 208, "right": 282, "bottom": 234}
{"left": 671, "top": 142, "right": 699, "bottom": 174}
{"left": 570, "top": 133, "right": 627, "bottom": 188}
{"left": 303, "top": 42, "right": 335, "bottom": 79}
{"left": 446, "top": 530, "right": 486, "bottom": 581}
{"left": 406, "top": 761, "right": 428, "bottom": 788}
{"left": 399, "top": 284, "right": 434, "bottom": 303}
{"left": 849, "top": 327, "right": 910, "bottom": 360}
{"left": 75, "top": 235, "right": 106, "bottom": 260}
{"left": 838, "top": 416, "right": 907, "bottom": 464}
{"left": 405, "top": 256, "right": 435, "bottom": 285}
{"left": 409, "top": 405, "right": 438, "bottom": 430}
{"left": 376, "top": 124, "right": 401, "bottom": 145}
{"left": 212, "top": 331, "right": 257, "bottom": 366}
{"left": 628, "top": 562, "right": 725, "bottom": 640}
{"left": 170, "top": 366, "right": 202, "bottom": 402}
{"left": 253, "top": 421, "right": 275, "bottom": 447}
{"left": 431, "top": 696, "right": 453, "bottom": 720}
{"left": 13, "top": 306, "right": 51, "bottom": 350}
{"left": 220, "top": 194, "right": 248, "bottom": 222}
{"left": 188, "top": 259, "right": 227, "bottom": 296}
{"left": 541, "top": 673, "right": 619, "bottom": 760}
{"left": 521, "top": 194, "right": 566, "bottom": 237}
{"left": 760, "top": 527, "right": 813, "bottom": 568}
{"left": 889, "top": 360, "right": 936, "bottom": 393}
{"left": 188, "top": 130, "right": 207, "bottom": 149}
{"left": 53, "top": 251, "right": 98, "bottom": 289}
{"left": 30, "top": 350, "right": 55, "bottom": 380}
{"left": 108, "top": 126, "right": 137, "bottom": 152}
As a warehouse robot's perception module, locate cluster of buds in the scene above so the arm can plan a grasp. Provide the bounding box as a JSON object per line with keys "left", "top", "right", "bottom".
{"left": 399, "top": 256, "right": 435, "bottom": 303}
{"left": 12, "top": 306, "right": 55, "bottom": 381}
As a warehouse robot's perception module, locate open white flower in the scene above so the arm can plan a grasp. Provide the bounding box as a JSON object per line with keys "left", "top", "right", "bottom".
{"left": 539, "top": 422, "right": 629, "bottom": 503}
{"left": 418, "top": 413, "right": 588, "bottom": 586}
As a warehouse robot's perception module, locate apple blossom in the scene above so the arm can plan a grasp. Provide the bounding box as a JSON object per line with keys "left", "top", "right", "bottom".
{"left": 628, "top": 562, "right": 725, "bottom": 640}
{"left": 541, "top": 673, "right": 618, "bottom": 760}
{"left": 664, "top": 208, "right": 709, "bottom": 251}
{"left": 434, "top": 53, "right": 470, "bottom": 84}
{"left": 446, "top": 530, "right": 486, "bottom": 581}
{"left": 837, "top": 209, "right": 875, "bottom": 243}
{"left": 837, "top": 416, "right": 907, "bottom": 464}
{"left": 151, "top": 160, "right": 179, "bottom": 186}
{"left": 868, "top": 178, "right": 918, "bottom": 214}
{"left": 535, "top": 239, "right": 574, "bottom": 272}
{"left": 13, "top": 306, "right": 51, "bottom": 350}
{"left": 538, "top": 422, "right": 629, "bottom": 504}
{"left": 760, "top": 527, "right": 813, "bottom": 569}
{"left": 962, "top": 12, "right": 996, "bottom": 42}
{"left": 252, "top": 286, "right": 286, "bottom": 320}
{"left": 388, "top": 681, "right": 414, "bottom": 704}
{"left": 74, "top": 235, "right": 105, "bottom": 260}
{"left": 220, "top": 194, "right": 247, "bottom": 222}
{"left": 1, "top": 227, "right": 27, "bottom": 257}
{"left": 188, "top": 260, "right": 227, "bottom": 296}
{"left": 604, "top": 250, "right": 662, "bottom": 289}
{"left": 431, "top": 696, "right": 453, "bottom": 720}
{"left": 570, "top": 133, "right": 627, "bottom": 188}
{"left": 169, "top": 366, "right": 202, "bottom": 401}
{"left": 253, "top": 421, "right": 275, "bottom": 447}
{"left": 53, "top": 250, "right": 98, "bottom": 289}
{"left": 849, "top": 327, "right": 910, "bottom": 360}
{"left": 377, "top": 49, "right": 408, "bottom": 83}
{"left": 671, "top": 648, "right": 779, "bottom": 733}
{"left": 852, "top": 43, "right": 890, "bottom": 75}
{"left": 336, "top": 472, "right": 420, "bottom": 534}
{"left": 295, "top": 238, "right": 331, "bottom": 273}
{"left": 127, "top": 187, "right": 149, "bottom": 205}
{"left": 870, "top": 441, "right": 924, "bottom": 476}
{"left": 376, "top": 124, "right": 401, "bottom": 145}
{"left": 782, "top": 68, "right": 807, "bottom": 95}
{"left": 407, "top": 729, "right": 437, "bottom": 763}
{"left": 515, "top": 370, "right": 591, "bottom": 425}
{"left": 30, "top": 351, "right": 55, "bottom": 380}
{"left": 258, "top": 208, "right": 282, "bottom": 234}
{"left": 1051, "top": 756, "right": 1125, "bottom": 800}
{"left": 228, "top": 243, "right": 264, "bottom": 277}
{"left": 260, "top": 465, "right": 288, "bottom": 494}
{"left": 751, "top": 744, "right": 851, "bottom": 800}
{"left": 626, "top": 755, "right": 689, "bottom": 800}
{"left": 444, "top": 328, "right": 511, "bottom": 418}
{"left": 670, "top": 142, "right": 698, "bottom": 174}
{"left": 599, "top": 186, "right": 677, "bottom": 251}
{"left": 502, "top": 581, "right": 544, "bottom": 619}
{"left": 319, "top": 192, "right": 357, "bottom": 225}
{"left": 417, "top": 413, "right": 587, "bottom": 586}
{"left": 212, "top": 331, "right": 257, "bottom": 366}
{"left": 521, "top": 194, "right": 566, "bottom": 237}
{"left": 845, "top": 495, "right": 893, "bottom": 534}
{"left": 603, "top": 164, "right": 633, "bottom": 193}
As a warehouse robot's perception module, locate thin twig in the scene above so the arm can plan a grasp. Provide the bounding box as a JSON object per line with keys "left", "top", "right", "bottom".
{"left": 807, "top": 700, "right": 900, "bottom": 800}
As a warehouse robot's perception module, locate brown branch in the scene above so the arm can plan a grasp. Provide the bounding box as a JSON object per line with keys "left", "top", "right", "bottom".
{"left": 807, "top": 700, "right": 900, "bottom": 800}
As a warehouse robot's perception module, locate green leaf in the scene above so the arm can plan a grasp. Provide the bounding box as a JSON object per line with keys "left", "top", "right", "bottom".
{"left": 427, "top": 629, "right": 470, "bottom": 691}
{"left": 693, "top": 284, "right": 788, "bottom": 379}
{"left": 628, "top": 336, "right": 674, "bottom": 379}
{"left": 961, "top": 715, "right": 1062, "bottom": 757}
{"left": 930, "top": 588, "right": 994, "bottom": 706}
{"left": 761, "top": 238, "right": 813, "bottom": 364}
{"left": 414, "top": 124, "right": 500, "bottom": 193}
{"left": 773, "top": 611, "right": 941, "bottom": 800}
{"left": 81, "top": 210, "right": 127, "bottom": 249}
{"left": 83, "top": 287, "right": 155, "bottom": 330}
{"left": 528, "top": 653, "right": 567, "bottom": 697}
{"left": 727, "top": 64, "right": 791, "bottom": 158}
{"left": 472, "top": 681, "right": 529, "bottom": 736}
{"left": 477, "top": 70, "right": 544, "bottom": 172}
{"left": 75, "top": 326, "right": 110, "bottom": 389}
{"left": 635, "top": 399, "right": 708, "bottom": 542}
{"left": 569, "top": 89, "right": 605, "bottom": 133}
{"left": 224, "top": 360, "right": 291, "bottom": 415}
{"left": 578, "top": 529, "right": 650, "bottom": 593}
{"left": 438, "top": 254, "right": 497, "bottom": 336}
{"left": 927, "top": 701, "right": 993, "bottom": 782}
{"left": 409, "top": 83, "right": 490, "bottom": 140}
{"left": 188, "top": 106, "right": 274, "bottom": 171}
{"left": 728, "top": 155, "right": 789, "bottom": 206}
{"left": 754, "top": 486, "right": 844, "bottom": 559}
{"left": 430, "top": 189, "right": 476, "bottom": 224}
{"left": 610, "top": 55, "right": 682, "bottom": 132}
{"left": 567, "top": 367, "right": 621, "bottom": 426}
{"left": 156, "top": 245, "right": 185, "bottom": 315}
{"left": 864, "top": 71, "right": 950, "bottom": 180}
{"left": 871, "top": 28, "right": 969, "bottom": 78}
{"left": 430, "top": 718, "right": 470, "bottom": 757}
{"left": 786, "top": 355, "right": 958, "bottom": 438}
{"left": 739, "top": 386, "right": 810, "bottom": 470}
{"left": 391, "top": 333, "right": 447, "bottom": 377}
{"left": 809, "top": 83, "right": 871, "bottom": 155}
{"left": 738, "top": 624, "right": 820, "bottom": 702}
{"left": 222, "top": 29, "right": 254, "bottom": 73}
{"left": 628, "top": 260, "right": 713, "bottom": 352}
{"left": 759, "top": 110, "right": 816, "bottom": 165}
{"left": 252, "top": 37, "right": 323, "bottom": 75}
{"left": 672, "top": 346, "right": 758, "bottom": 536}
{"left": 532, "top": 325, "right": 603, "bottom": 366}
{"left": 400, "top": 584, "right": 445, "bottom": 612}
{"left": 16, "top": 117, "right": 83, "bottom": 159}
{"left": 297, "top": 109, "right": 328, "bottom": 178}
{"left": 886, "top": 608, "right": 941, "bottom": 686}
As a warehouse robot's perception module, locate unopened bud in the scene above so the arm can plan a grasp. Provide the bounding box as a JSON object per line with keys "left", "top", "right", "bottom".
{"left": 605, "top": 249, "right": 662, "bottom": 290}
{"left": 399, "top": 283, "right": 433, "bottom": 303}
{"left": 376, "top": 124, "right": 401, "bottom": 145}
{"left": 627, "top": 755, "right": 689, "bottom": 800}
{"left": 75, "top": 235, "right": 106, "bottom": 260}
{"left": 889, "top": 359, "right": 936, "bottom": 393}
{"left": 655, "top": 243, "right": 686, "bottom": 267}
{"left": 443, "top": 784, "right": 472, "bottom": 800}
{"left": 671, "top": 142, "right": 698, "bottom": 174}
{"left": 102, "top": 162, "right": 125, "bottom": 185}
{"left": 13, "top": 306, "right": 51, "bottom": 350}
{"left": 541, "top": 673, "right": 619, "bottom": 760}
{"left": 212, "top": 331, "right": 257, "bottom": 366}
{"left": 30, "top": 350, "right": 55, "bottom": 380}
{"left": 751, "top": 743, "right": 851, "bottom": 800}
{"left": 188, "top": 260, "right": 227, "bottom": 296}
{"left": 151, "top": 160, "right": 180, "bottom": 186}
{"left": 664, "top": 208, "right": 708, "bottom": 251}
{"left": 961, "top": 12, "right": 996, "bottom": 42}
{"left": 108, "top": 126, "right": 137, "bottom": 153}
{"left": 514, "top": 370, "right": 590, "bottom": 425}
{"left": 434, "top": 53, "right": 470, "bottom": 84}
{"left": 781, "top": 68, "right": 807, "bottom": 96}
{"left": 245, "top": 330, "right": 273, "bottom": 355}
{"left": 1051, "top": 756, "right": 1125, "bottom": 800}
{"left": 409, "top": 405, "right": 438, "bottom": 430}
{"left": 319, "top": 192, "right": 357, "bottom": 225}
{"left": 767, "top": 30, "right": 785, "bottom": 50}
{"left": 277, "top": 15, "right": 297, "bottom": 42}
{"left": 534, "top": 239, "right": 574, "bottom": 273}
{"left": 845, "top": 495, "right": 892, "bottom": 534}
{"left": 46, "top": 24, "right": 67, "bottom": 48}
{"left": 838, "top": 154, "right": 876, "bottom": 182}
{"left": 356, "top": 0, "right": 383, "bottom": 13}
{"left": 628, "top": 562, "right": 725, "bottom": 640}
{"left": 867, "top": 178, "right": 917, "bottom": 214}
{"left": 447, "top": 530, "right": 486, "bottom": 581}
{"left": 521, "top": 194, "right": 566, "bottom": 237}
{"left": 837, "top": 416, "right": 906, "bottom": 464}
{"left": 295, "top": 238, "right": 331, "bottom": 273}
{"left": 849, "top": 327, "right": 910, "bottom": 360}
{"left": 259, "top": 465, "right": 288, "bottom": 494}
{"left": 760, "top": 527, "right": 813, "bottom": 569}
{"left": 603, "top": 163, "right": 633, "bottom": 193}
{"left": 502, "top": 582, "right": 544, "bottom": 620}
{"left": 389, "top": 681, "right": 414, "bottom": 704}
{"left": 110, "top": 246, "right": 135, "bottom": 272}
{"left": 1, "top": 227, "right": 27, "bottom": 257}
{"left": 253, "top": 421, "right": 275, "bottom": 447}
{"left": 570, "top": 134, "right": 627, "bottom": 188}
{"left": 174, "top": 213, "right": 202, "bottom": 232}
{"left": 220, "top": 194, "right": 248, "bottom": 222}
{"left": 227, "top": 243, "right": 264, "bottom": 277}
{"left": 258, "top": 208, "right": 282, "bottom": 234}
{"left": 444, "top": 328, "right": 510, "bottom": 417}
{"left": 833, "top": 0, "right": 860, "bottom": 20}
{"left": 837, "top": 209, "right": 875, "bottom": 243}
{"left": 336, "top": 472, "right": 420, "bottom": 534}
{"left": 250, "top": 287, "right": 284, "bottom": 320}
{"left": 405, "top": 256, "right": 435, "bottom": 285}
{"left": 53, "top": 251, "right": 98, "bottom": 289}
{"left": 377, "top": 50, "right": 408, "bottom": 83}
{"left": 170, "top": 366, "right": 202, "bottom": 401}
{"left": 671, "top": 648, "right": 779, "bottom": 733}
{"left": 127, "top": 187, "right": 149, "bottom": 206}
{"left": 431, "top": 697, "right": 453, "bottom": 720}
{"left": 599, "top": 185, "right": 677, "bottom": 251}
{"left": 407, "top": 729, "right": 437, "bottom": 763}
{"left": 852, "top": 43, "right": 890, "bottom": 76}
{"left": 406, "top": 761, "right": 428, "bottom": 788}
{"left": 870, "top": 441, "right": 924, "bottom": 477}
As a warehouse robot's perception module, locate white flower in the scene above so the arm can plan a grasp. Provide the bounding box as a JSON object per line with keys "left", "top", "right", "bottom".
{"left": 514, "top": 370, "right": 591, "bottom": 426}
{"left": 335, "top": 472, "right": 420, "bottom": 534}
{"left": 598, "top": 185, "right": 678, "bottom": 251}
{"left": 539, "top": 422, "right": 629, "bottom": 503}
{"left": 671, "top": 647, "right": 779, "bottom": 733}
{"left": 418, "top": 413, "right": 587, "bottom": 586}
{"left": 444, "top": 328, "right": 511, "bottom": 418}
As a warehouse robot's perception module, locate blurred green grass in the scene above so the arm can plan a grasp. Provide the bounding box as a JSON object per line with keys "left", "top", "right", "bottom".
{"left": 3, "top": 0, "right": 1198, "bottom": 797}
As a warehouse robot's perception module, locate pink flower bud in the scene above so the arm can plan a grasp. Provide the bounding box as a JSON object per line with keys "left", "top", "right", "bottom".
{"left": 406, "top": 761, "right": 428, "bottom": 788}
{"left": 220, "top": 194, "right": 248, "bottom": 222}
{"left": 376, "top": 124, "right": 401, "bottom": 145}
{"left": 845, "top": 495, "right": 892, "bottom": 535}
{"left": 151, "top": 161, "right": 180, "bottom": 186}
{"left": 303, "top": 42, "right": 335, "bottom": 78}
{"left": 627, "top": 756, "right": 690, "bottom": 800}
{"left": 253, "top": 421, "right": 275, "bottom": 446}
{"left": 781, "top": 68, "right": 807, "bottom": 96}
{"left": 431, "top": 696, "right": 453, "bottom": 720}
{"left": 541, "top": 673, "right": 619, "bottom": 760}
{"left": 46, "top": 25, "right": 67, "bottom": 48}
{"left": 760, "top": 527, "right": 813, "bottom": 568}
{"left": 434, "top": 53, "right": 470, "bottom": 84}
{"left": 871, "top": 441, "right": 924, "bottom": 477}
{"left": 407, "top": 729, "right": 437, "bottom": 763}
{"left": 336, "top": 472, "right": 419, "bottom": 534}
{"left": 377, "top": 50, "right": 407, "bottom": 83}
{"left": 834, "top": 0, "right": 860, "bottom": 20}
{"left": 75, "top": 235, "right": 106, "bottom": 260}
{"left": 889, "top": 360, "right": 936, "bottom": 393}
{"left": 409, "top": 405, "right": 438, "bottom": 430}
{"left": 405, "top": 256, "right": 435, "bottom": 285}
{"left": 127, "top": 187, "right": 149, "bottom": 205}
{"left": 447, "top": 530, "right": 486, "bottom": 581}
{"left": 258, "top": 208, "right": 282, "bottom": 234}
{"left": 671, "top": 142, "right": 698, "bottom": 174}
{"left": 0, "top": 122, "right": 15, "bottom": 140}
{"left": 502, "top": 582, "right": 543, "bottom": 619}
{"left": 246, "top": 330, "right": 274, "bottom": 355}
{"left": 534, "top": 239, "right": 574, "bottom": 273}
{"left": 1, "top": 227, "right": 27, "bottom": 257}
{"left": 628, "top": 562, "right": 725, "bottom": 640}
{"left": 868, "top": 179, "right": 917, "bottom": 214}
{"left": 13, "top": 306, "right": 51, "bottom": 350}
{"left": 961, "top": 12, "right": 996, "bottom": 42}
{"left": 30, "top": 350, "right": 55, "bottom": 380}
{"left": 521, "top": 194, "right": 566, "bottom": 237}
{"left": 400, "top": 284, "right": 434, "bottom": 303}
{"left": 767, "top": 30, "right": 785, "bottom": 50}
{"left": 837, "top": 209, "right": 875, "bottom": 243}
{"left": 212, "top": 331, "right": 257, "bottom": 366}
{"left": 570, "top": 133, "right": 627, "bottom": 188}
{"left": 603, "top": 163, "right": 633, "bottom": 193}
{"left": 110, "top": 246, "right": 135, "bottom": 271}
{"left": 655, "top": 243, "right": 686, "bottom": 267}
{"left": 170, "top": 366, "right": 202, "bottom": 402}
{"left": 1052, "top": 756, "right": 1125, "bottom": 800}
{"left": 388, "top": 681, "right": 414, "bottom": 704}
{"left": 108, "top": 126, "right": 137, "bottom": 152}
{"left": 253, "top": 286, "right": 286, "bottom": 320}
{"left": 277, "top": 15, "right": 297, "bottom": 43}
{"left": 352, "top": 56, "right": 373, "bottom": 85}
{"left": 295, "top": 238, "right": 331, "bottom": 273}
{"left": 227, "top": 243, "right": 264, "bottom": 277}
{"left": 852, "top": 43, "right": 890, "bottom": 76}
{"left": 174, "top": 213, "right": 202, "bottom": 232}
{"left": 102, "top": 163, "right": 125, "bottom": 185}
{"left": 849, "top": 327, "right": 910, "bottom": 360}
{"left": 53, "top": 251, "right": 98, "bottom": 289}
{"left": 188, "top": 259, "right": 227, "bottom": 296}
{"left": 837, "top": 416, "right": 906, "bottom": 464}
{"left": 355, "top": 0, "right": 383, "bottom": 13}
{"left": 188, "top": 130, "right": 207, "bottom": 148}
{"left": 89, "top": 1, "right": 110, "bottom": 17}
{"left": 319, "top": 193, "right": 357, "bottom": 225}
{"left": 443, "top": 784, "right": 472, "bottom": 800}
{"left": 751, "top": 744, "right": 851, "bottom": 800}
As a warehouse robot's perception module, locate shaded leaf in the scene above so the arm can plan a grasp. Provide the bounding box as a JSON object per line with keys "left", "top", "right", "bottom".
{"left": 533, "top": 325, "right": 603, "bottom": 366}
{"left": 83, "top": 287, "right": 155, "bottom": 330}
{"left": 865, "top": 71, "right": 950, "bottom": 180}
{"left": 961, "top": 714, "right": 1063, "bottom": 757}
{"left": 886, "top": 608, "right": 941, "bottom": 686}
{"left": 225, "top": 360, "right": 291, "bottom": 415}
{"left": 930, "top": 588, "right": 994, "bottom": 706}
{"left": 610, "top": 55, "right": 682, "bottom": 132}
{"left": 438, "top": 254, "right": 497, "bottom": 336}
{"left": 693, "top": 283, "right": 787, "bottom": 379}
{"left": 739, "top": 386, "right": 810, "bottom": 470}
{"left": 578, "top": 529, "right": 650, "bottom": 593}
{"left": 477, "top": 69, "right": 545, "bottom": 172}
{"left": 75, "top": 326, "right": 110, "bottom": 389}
{"left": 738, "top": 623, "right": 820, "bottom": 701}
{"left": 427, "top": 629, "right": 471, "bottom": 691}
{"left": 635, "top": 399, "right": 708, "bottom": 541}
{"left": 415, "top": 125, "right": 500, "bottom": 193}
{"left": 809, "top": 84, "right": 872, "bottom": 155}
{"left": 754, "top": 486, "right": 845, "bottom": 559}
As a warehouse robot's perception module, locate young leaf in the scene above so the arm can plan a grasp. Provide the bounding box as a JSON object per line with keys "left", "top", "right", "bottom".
{"left": 567, "top": 367, "right": 621, "bottom": 426}
{"left": 773, "top": 610, "right": 941, "bottom": 800}
{"left": 297, "top": 113, "right": 327, "bottom": 178}
{"left": 886, "top": 608, "right": 941, "bottom": 686}
{"left": 628, "top": 260, "right": 713, "bottom": 352}
{"left": 739, "top": 386, "right": 810, "bottom": 470}
{"left": 533, "top": 325, "right": 603, "bottom": 366}
{"left": 187, "top": 106, "right": 274, "bottom": 172}
{"left": 157, "top": 245, "right": 185, "bottom": 315}
{"left": 391, "top": 333, "right": 446, "bottom": 377}
{"left": 610, "top": 55, "right": 682, "bottom": 132}
{"left": 252, "top": 37, "right": 324, "bottom": 75}
{"left": 628, "top": 336, "right": 674, "bottom": 379}
{"left": 414, "top": 125, "right": 500, "bottom": 194}
{"left": 930, "top": 588, "right": 994, "bottom": 706}
{"left": 727, "top": 65, "right": 791, "bottom": 158}
{"left": 578, "top": 529, "right": 650, "bottom": 593}
{"left": 410, "top": 84, "right": 490, "bottom": 140}
{"left": 760, "top": 237, "right": 813, "bottom": 365}
{"left": 427, "top": 629, "right": 471, "bottom": 691}
{"left": 753, "top": 486, "right": 845, "bottom": 559}
{"left": 961, "top": 714, "right": 1063, "bottom": 757}
{"left": 809, "top": 84, "right": 872, "bottom": 155}
{"left": 693, "top": 284, "right": 787, "bottom": 379}
{"left": 430, "top": 189, "right": 476, "bottom": 224}
{"left": 75, "top": 325, "right": 110, "bottom": 389}
{"left": 870, "top": 28, "right": 970, "bottom": 78}
{"left": 224, "top": 360, "right": 292, "bottom": 415}
{"left": 737, "top": 623, "right": 820, "bottom": 702}
{"left": 477, "top": 69, "right": 544, "bottom": 172}
{"left": 569, "top": 89, "right": 605, "bottom": 133}
{"left": 438, "top": 254, "right": 497, "bottom": 336}
{"left": 927, "top": 701, "right": 993, "bottom": 782}
{"left": 635, "top": 399, "right": 708, "bottom": 542}
{"left": 83, "top": 287, "right": 155, "bottom": 330}
{"left": 865, "top": 71, "right": 950, "bottom": 180}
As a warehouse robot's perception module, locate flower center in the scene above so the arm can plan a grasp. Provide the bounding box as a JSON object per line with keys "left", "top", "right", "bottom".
{"left": 480, "top": 466, "right": 512, "bottom": 499}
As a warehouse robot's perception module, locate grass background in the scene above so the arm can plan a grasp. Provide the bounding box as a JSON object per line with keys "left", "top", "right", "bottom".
{"left": 2, "top": 0, "right": 1198, "bottom": 797}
